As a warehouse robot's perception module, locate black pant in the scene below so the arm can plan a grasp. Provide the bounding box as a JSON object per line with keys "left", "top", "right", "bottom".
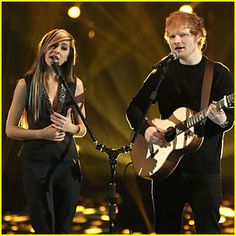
{"left": 23, "top": 158, "right": 81, "bottom": 233}
{"left": 152, "top": 170, "right": 222, "bottom": 234}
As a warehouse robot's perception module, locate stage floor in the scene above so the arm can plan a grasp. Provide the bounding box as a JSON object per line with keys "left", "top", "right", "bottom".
{"left": 2, "top": 196, "right": 234, "bottom": 234}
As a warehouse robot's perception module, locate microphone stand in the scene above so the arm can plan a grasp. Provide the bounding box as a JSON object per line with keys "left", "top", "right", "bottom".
{"left": 95, "top": 142, "right": 132, "bottom": 233}
{"left": 130, "top": 64, "right": 170, "bottom": 144}
{"left": 125, "top": 63, "right": 172, "bottom": 233}
{"left": 52, "top": 62, "right": 132, "bottom": 233}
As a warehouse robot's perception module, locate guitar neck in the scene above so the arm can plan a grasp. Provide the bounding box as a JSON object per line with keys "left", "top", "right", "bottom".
{"left": 175, "top": 93, "right": 234, "bottom": 135}
{"left": 176, "top": 108, "right": 207, "bottom": 135}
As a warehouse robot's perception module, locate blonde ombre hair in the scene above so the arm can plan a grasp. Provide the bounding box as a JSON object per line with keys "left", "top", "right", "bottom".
{"left": 25, "top": 29, "right": 77, "bottom": 121}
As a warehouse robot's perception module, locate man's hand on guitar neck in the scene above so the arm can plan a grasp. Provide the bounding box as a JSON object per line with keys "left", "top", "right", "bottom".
{"left": 207, "top": 101, "right": 227, "bottom": 126}
{"left": 144, "top": 126, "right": 171, "bottom": 148}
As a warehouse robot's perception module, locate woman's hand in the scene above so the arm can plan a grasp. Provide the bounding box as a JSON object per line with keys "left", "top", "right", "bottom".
{"left": 50, "top": 108, "right": 79, "bottom": 134}
{"left": 41, "top": 124, "right": 66, "bottom": 141}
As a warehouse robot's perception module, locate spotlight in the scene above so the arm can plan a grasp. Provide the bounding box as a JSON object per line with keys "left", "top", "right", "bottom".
{"left": 88, "top": 30, "right": 95, "bottom": 39}
{"left": 68, "top": 6, "right": 81, "bottom": 19}
{"left": 179, "top": 5, "right": 193, "bottom": 13}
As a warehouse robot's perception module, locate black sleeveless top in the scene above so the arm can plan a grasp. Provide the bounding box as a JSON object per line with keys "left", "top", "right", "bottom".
{"left": 19, "top": 76, "right": 79, "bottom": 162}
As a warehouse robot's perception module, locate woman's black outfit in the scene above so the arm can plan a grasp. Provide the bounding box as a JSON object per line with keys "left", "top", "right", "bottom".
{"left": 126, "top": 56, "right": 234, "bottom": 233}
{"left": 19, "top": 76, "right": 81, "bottom": 233}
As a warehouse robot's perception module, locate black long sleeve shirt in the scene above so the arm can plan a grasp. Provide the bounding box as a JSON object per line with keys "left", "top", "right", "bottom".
{"left": 127, "top": 56, "right": 234, "bottom": 174}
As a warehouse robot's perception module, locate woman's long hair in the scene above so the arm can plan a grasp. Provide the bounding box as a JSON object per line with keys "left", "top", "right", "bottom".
{"left": 24, "top": 29, "right": 77, "bottom": 121}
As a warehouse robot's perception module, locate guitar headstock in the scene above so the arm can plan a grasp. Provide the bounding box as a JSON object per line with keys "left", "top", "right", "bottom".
{"left": 219, "top": 93, "right": 234, "bottom": 109}
{"left": 225, "top": 93, "right": 234, "bottom": 109}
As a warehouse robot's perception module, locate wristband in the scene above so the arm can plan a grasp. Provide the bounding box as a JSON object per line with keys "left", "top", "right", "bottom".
{"left": 220, "top": 120, "right": 229, "bottom": 128}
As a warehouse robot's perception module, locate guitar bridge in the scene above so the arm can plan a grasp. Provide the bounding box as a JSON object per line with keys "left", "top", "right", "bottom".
{"left": 148, "top": 143, "right": 159, "bottom": 158}
{"left": 185, "top": 130, "right": 194, "bottom": 139}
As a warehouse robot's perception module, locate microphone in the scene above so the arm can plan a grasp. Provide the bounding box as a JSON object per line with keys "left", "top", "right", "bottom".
{"left": 152, "top": 51, "right": 179, "bottom": 69}
{"left": 51, "top": 57, "right": 63, "bottom": 77}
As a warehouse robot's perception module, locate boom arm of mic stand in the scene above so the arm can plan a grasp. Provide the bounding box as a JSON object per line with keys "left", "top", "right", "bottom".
{"left": 130, "top": 65, "right": 169, "bottom": 145}
{"left": 56, "top": 73, "right": 97, "bottom": 144}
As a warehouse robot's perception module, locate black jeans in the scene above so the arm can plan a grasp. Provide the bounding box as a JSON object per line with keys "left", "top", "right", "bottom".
{"left": 152, "top": 170, "right": 222, "bottom": 234}
{"left": 23, "top": 158, "right": 81, "bottom": 233}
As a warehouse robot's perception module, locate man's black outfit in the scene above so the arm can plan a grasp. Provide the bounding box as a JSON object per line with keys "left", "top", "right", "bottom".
{"left": 126, "top": 56, "right": 234, "bottom": 233}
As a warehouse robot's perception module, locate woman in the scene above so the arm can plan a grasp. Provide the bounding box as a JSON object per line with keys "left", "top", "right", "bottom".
{"left": 6, "top": 29, "right": 86, "bottom": 233}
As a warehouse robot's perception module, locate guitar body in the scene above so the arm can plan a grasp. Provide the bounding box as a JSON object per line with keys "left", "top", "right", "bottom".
{"left": 130, "top": 107, "right": 203, "bottom": 181}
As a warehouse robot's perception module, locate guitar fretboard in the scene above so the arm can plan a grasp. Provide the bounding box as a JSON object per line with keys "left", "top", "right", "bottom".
{"left": 175, "top": 93, "right": 234, "bottom": 135}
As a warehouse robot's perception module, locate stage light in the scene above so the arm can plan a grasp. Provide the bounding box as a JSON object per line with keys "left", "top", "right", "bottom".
{"left": 83, "top": 208, "right": 96, "bottom": 215}
{"left": 122, "top": 229, "right": 131, "bottom": 234}
{"left": 76, "top": 205, "right": 85, "bottom": 212}
{"left": 220, "top": 206, "right": 234, "bottom": 217}
{"left": 3, "top": 215, "right": 12, "bottom": 221}
{"left": 12, "top": 215, "right": 29, "bottom": 222}
{"left": 88, "top": 30, "right": 95, "bottom": 39}
{"left": 84, "top": 227, "right": 103, "bottom": 234}
{"left": 219, "top": 216, "right": 226, "bottom": 223}
{"left": 188, "top": 220, "right": 195, "bottom": 226}
{"left": 100, "top": 215, "right": 109, "bottom": 221}
{"left": 10, "top": 226, "right": 18, "bottom": 231}
{"left": 68, "top": 6, "right": 81, "bottom": 19}
{"left": 73, "top": 215, "right": 87, "bottom": 223}
{"left": 179, "top": 5, "right": 193, "bottom": 13}
{"left": 99, "top": 206, "right": 106, "bottom": 212}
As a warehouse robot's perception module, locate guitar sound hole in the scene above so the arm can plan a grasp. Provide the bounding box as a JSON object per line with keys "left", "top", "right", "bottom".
{"left": 165, "top": 126, "right": 176, "bottom": 142}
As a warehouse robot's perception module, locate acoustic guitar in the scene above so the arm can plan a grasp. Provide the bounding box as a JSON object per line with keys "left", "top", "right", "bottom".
{"left": 130, "top": 93, "right": 234, "bottom": 181}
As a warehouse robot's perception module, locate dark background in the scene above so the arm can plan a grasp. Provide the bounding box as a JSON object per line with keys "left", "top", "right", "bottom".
{"left": 2, "top": 2, "right": 234, "bottom": 232}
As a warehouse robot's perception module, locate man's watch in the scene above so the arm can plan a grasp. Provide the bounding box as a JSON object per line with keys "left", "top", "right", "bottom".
{"left": 220, "top": 120, "right": 229, "bottom": 128}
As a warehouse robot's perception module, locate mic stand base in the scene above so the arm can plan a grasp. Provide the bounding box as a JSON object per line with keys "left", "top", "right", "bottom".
{"left": 96, "top": 142, "right": 132, "bottom": 233}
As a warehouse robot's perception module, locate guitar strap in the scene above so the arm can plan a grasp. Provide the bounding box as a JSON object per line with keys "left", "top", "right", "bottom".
{"left": 200, "top": 59, "right": 214, "bottom": 110}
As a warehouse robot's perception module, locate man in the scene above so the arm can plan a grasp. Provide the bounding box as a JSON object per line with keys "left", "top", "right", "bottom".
{"left": 126, "top": 11, "right": 234, "bottom": 233}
